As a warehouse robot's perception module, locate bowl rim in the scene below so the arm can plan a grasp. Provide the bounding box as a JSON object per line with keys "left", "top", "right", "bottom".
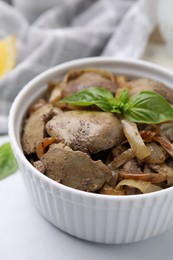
{"left": 8, "top": 56, "right": 173, "bottom": 201}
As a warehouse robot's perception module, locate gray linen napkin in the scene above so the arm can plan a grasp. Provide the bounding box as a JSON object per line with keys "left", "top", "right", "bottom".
{"left": 0, "top": 0, "right": 157, "bottom": 133}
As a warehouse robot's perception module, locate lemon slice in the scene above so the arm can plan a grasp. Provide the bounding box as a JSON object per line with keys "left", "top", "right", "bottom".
{"left": 0, "top": 35, "right": 16, "bottom": 77}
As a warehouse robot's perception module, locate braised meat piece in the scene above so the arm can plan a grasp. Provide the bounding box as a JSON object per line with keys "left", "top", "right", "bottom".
{"left": 144, "top": 142, "right": 166, "bottom": 164}
{"left": 129, "top": 78, "right": 173, "bottom": 104}
{"left": 33, "top": 160, "right": 46, "bottom": 173}
{"left": 46, "top": 110, "right": 124, "bottom": 153}
{"left": 61, "top": 68, "right": 118, "bottom": 97}
{"left": 22, "top": 104, "right": 54, "bottom": 154}
{"left": 40, "top": 143, "right": 112, "bottom": 192}
{"left": 122, "top": 159, "right": 141, "bottom": 173}
{"left": 158, "top": 122, "right": 173, "bottom": 142}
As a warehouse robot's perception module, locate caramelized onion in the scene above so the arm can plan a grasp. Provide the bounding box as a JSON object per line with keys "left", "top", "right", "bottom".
{"left": 121, "top": 119, "right": 150, "bottom": 160}
{"left": 99, "top": 184, "right": 124, "bottom": 195}
{"left": 116, "top": 179, "right": 162, "bottom": 194}
{"left": 109, "top": 148, "right": 135, "bottom": 170}
{"left": 140, "top": 130, "right": 173, "bottom": 158}
{"left": 150, "top": 164, "right": 173, "bottom": 186}
{"left": 140, "top": 130, "right": 157, "bottom": 141}
{"left": 119, "top": 172, "right": 166, "bottom": 184}
{"left": 115, "top": 76, "right": 132, "bottom": 90}
{"left": 28, "top": 99, "right": 46, "bottom": 114}
{"left": 36, "top": 137, "right": 58, "bottom": 159}
{"left": 154, "top": 136, "right": 173, "bottom": 158}
{"left": 63, "top": 68, "right": 115, "bottom": 83}
{"left": 49, "top": 86, "right": 63, "bottom": 104}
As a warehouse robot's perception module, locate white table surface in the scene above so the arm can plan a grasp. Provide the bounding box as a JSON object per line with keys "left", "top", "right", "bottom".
{"left": 2, "top": 43, "right": 173, "bottom": 260}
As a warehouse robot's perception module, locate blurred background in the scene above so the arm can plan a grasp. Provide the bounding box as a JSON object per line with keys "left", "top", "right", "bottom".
{"left": 0, "top": 0, "right": 173, "bottom": 133}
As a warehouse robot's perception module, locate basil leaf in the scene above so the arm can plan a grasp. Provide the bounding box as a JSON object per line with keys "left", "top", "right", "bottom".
{"left": 115, "top": 89, "right": 129, "bottom": 106}
{"left": 59, "top": 87, "right": 173, "bottom": 124}
{"left": 93, "top": 100, "right": 114, "bottom": 111}
{"left": 110, "top": 89, "right": 130, "bottom": 113}
{"left": 60, "top": 87, "right": 115, "bottom": 111}
{"left": 124, "top": 91, "right": 173, "bottom": 124}
{"left": 0, "top": 143, "right": 18, "bottom": 180}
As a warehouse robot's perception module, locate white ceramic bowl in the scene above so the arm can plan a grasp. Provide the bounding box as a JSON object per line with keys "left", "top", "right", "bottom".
{"left": 9, "top": 57, "right": 173, "bottom": 244}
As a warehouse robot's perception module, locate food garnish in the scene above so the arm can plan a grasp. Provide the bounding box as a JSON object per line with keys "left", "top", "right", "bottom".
{"left": 60, "top": 88, "right": 173, "bottom": 124}
{"left": 0, "top": 143, "right": 18, "bottom": 180}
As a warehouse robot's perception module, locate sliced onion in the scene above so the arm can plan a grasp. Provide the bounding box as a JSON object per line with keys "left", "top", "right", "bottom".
{"left": 154, "top": 136, "right": 173, "bottom": 158}
{"left": 116, "top": 179, "right": 162, "bottom": 194}
{"left": 109, "top": 148, "right": 135, "bottom": 170}
{"left": 121, "top": 119, "right": 151, "bottom": 160}
{"left": 99, "top": 184, "right": 124, "bottom": 195}
{"left": 49, "top": 86, "right": 63, "bottom": 104}
{"left": 28, "top": 99, "right": 46, "bottom": 114}
{"left": 119, "top": 172, "right": 166, "bottom": 184}
{"left": 140, "top": 130, "right": 173, "bottom": 158}
{"left": 63, "top": 68, "right": 115, "bottom": 83}
{"left": 150, "top": 164, "right": 173, "bottom": 186}
{"left": 36, "top": 137, "right": 58, "bottom": 159}
{"left": 115, "top": 76, "right": 131, "bottom": 90}
{"left": 140, "top": 130, "right": 157, "bottom": 141}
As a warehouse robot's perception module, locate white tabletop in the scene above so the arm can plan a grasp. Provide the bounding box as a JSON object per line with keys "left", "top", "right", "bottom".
{"left": 2, "top": 43, "right": 173, "bottom": 260}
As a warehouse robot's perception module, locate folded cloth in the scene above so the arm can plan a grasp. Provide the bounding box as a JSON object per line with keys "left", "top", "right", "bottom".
{"left": 0, "top": 0, "right": 157, "bottom": 133}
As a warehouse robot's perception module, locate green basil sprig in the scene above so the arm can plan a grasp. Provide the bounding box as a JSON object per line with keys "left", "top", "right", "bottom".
{"left": 0, "top": 143, "right": 18, "bottom": 180}
{"left": 60, "top": 87, "right": 173, "bottom": 124}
